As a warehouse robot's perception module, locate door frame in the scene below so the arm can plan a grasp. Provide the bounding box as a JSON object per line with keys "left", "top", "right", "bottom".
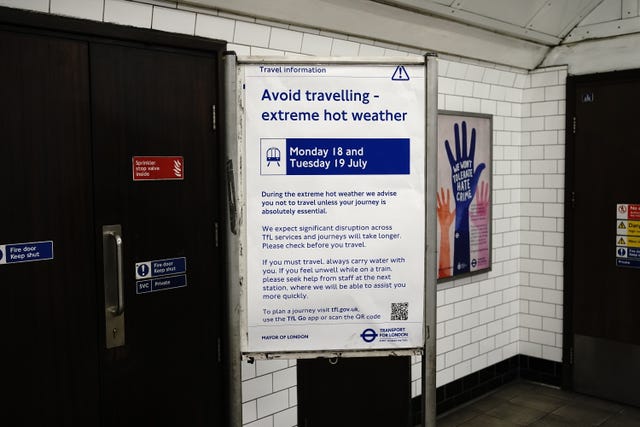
{"left": 0, "top": 5, "right": 229, "bottom": 422}
{"left": 563, "top": 72, "right": 577, "bottom": 391}
{"left": 563, "top": 68, "right": 640, "bottom": 391}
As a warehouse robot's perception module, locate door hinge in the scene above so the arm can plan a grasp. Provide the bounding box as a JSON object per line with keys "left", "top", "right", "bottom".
{"left": 569, "top": 346, "right": 574, "bottom": 365}
{"left": 570, "top": 191, "right": 576, "bottom": 208}
{"left": 212, "top": 105, "right": 216, "bottom": 131}
{"left": 214, "top": 221, "right": 219, "bottom": 248}
{"left": 572, "top": 116, "right": 576, "bottom": 134}
{"left": 217, "top": 337, "right": 222, "bottom": 363}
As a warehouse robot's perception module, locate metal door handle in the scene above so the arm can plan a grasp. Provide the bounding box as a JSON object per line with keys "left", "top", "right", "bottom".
{"left": 103, "top": 224, "right": 125, "bottom": 348}
{"left": 103, "top": 228, "right": 125, "bottom": 314}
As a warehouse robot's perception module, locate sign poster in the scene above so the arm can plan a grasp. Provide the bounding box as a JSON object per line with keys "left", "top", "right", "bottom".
{"left": 242, "top": 62, "right": 426, "bottom": 354}
{"left": 132, "top": 156, "right": 184, "bottom": 181}
{"left": 0, "top": 240, "right": 54, "bottom": 265}
{"left": 616, "top": 203, "right": 640, "bottom": 269}
{"left": 135, "top": 257, "right": 188, "bottom": 294}
{"left": 437, "top": 113, "right": 492, "bottom": 280}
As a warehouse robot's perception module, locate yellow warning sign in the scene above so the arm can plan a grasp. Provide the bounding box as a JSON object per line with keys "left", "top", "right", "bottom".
{"left": 616, "top": 220, "right": 640, "bottom": 236}
{"left": 617, "top": 236, "right": 640, "bottom": 248}
{"left": 628, "top": 221, "right": 640, "bottom": 236}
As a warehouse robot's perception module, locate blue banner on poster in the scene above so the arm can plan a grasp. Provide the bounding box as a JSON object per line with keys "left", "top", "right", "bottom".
{"left": 287, "top": 138, "right": 409, "bottom": 175}
{"left": 260, "top": 138, "right": 410, "bottom": 176}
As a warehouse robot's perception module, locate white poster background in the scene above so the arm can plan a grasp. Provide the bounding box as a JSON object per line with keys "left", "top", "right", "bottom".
{"left": 242, "top": 63, "right": 425, "bottom": 353}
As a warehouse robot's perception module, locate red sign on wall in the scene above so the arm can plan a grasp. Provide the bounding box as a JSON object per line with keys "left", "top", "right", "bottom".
{"left": 132, "top": 156, "right": 184, "bottom": 181}
{"left": 618, "top": 203, "right": 640, "bottom": 221}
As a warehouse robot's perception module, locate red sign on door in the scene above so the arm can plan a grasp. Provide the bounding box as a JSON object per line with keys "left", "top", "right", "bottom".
{"left": 132, "top": 156, "right": 184, "bottom": 181}
{"left": 618, "top": 203, "right": 640, "bottom": 221}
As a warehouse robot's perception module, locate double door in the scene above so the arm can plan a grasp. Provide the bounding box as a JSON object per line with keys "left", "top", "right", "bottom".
{"left": 1, "top": 15, "right": 224, "bottom": 425}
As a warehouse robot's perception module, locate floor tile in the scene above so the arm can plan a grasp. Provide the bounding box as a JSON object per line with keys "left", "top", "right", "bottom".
{"left": 435, "top": 380, "right": 640, "bottom": 427}
{"left": 531, "top": 385, "right": 579, "bottom": 403}
{"left": 485, "top": 401, "right": 546, "bottom": 425}
{"left": 573, "top": 394, "right": 625, "bottom": 414}
{"left": 509, "top": 392, "right": 566, "bottom": 413}
{"left": 599, "top": 406, "right": 640, "bottom": 427}
{"left": 436, "top": 406, "right": 483, "bottom": 427}
{"left": 456, "top": 414, "right": 520, "bottom": 427}
{"left": 469, "top": 395, "right": 511, "bottom": 413}
{"left": 492, "top": 382, "right": 538, "bottom": 400}
{"left": 551, "top": 402, "right": 614, "bottom": 425}
{"left": 528, "top": 413, "right": 580, "bottom": 427}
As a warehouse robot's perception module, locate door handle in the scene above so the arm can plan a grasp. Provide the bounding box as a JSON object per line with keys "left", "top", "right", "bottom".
{"left": 104, "top": 229, "right": 124, "bottom": 314}
{"left": 103, "top": 224, "right": 125, "bottom": 348}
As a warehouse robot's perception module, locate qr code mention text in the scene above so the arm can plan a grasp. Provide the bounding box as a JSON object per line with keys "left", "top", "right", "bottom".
{"left": 391, "top": 302, "right": 408, "bottom": 320}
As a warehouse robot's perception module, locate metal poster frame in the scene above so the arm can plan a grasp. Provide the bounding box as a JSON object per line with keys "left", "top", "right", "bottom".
{"left": 436, "top": 110, "right": 493, "bottom": 283}
{"left": 224, "top": 53, "right": 438, "bottom": 427}
{"left": 227, "top": 55, "right": 437, "bottom": 360}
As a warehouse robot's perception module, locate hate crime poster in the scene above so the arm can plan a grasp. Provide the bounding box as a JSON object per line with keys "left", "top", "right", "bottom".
{"left": 437, "top": 112, "right": 492, "bottom": 280}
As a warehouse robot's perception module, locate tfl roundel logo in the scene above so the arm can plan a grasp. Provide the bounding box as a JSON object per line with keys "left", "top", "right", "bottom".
{"left": 360, "top": 328, "right": 378, "bottom": 343}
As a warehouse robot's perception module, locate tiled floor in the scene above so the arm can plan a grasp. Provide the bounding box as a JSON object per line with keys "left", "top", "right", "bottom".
{"left": 436, "top": 380, "right": 640, "bottom": 426}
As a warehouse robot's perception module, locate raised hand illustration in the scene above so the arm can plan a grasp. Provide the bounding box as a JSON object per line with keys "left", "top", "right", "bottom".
{"left": 437, "top": 187, "right": 455, "bottom": 278}
{"left": 444, "top": 121, "right": 485, "bottom": 274}
{"left": 470, "top": 180, "right": 490, "bottom": 270}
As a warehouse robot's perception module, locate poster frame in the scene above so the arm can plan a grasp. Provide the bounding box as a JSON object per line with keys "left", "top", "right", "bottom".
{"left": 436, "top": 110, "right": 493, "bottom": 283}
{"left": 230, "top": 55, "right": 437, "bottom": 360}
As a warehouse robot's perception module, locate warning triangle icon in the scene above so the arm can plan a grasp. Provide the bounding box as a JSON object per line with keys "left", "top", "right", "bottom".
{"left": 392, "top": 65, "right": 410, "bottom": 81}
{"left": 618, "top": 237, "right": 627, "bottom": 245}
{"left": 619, "top": 221, "right": 627, "bottom": 229}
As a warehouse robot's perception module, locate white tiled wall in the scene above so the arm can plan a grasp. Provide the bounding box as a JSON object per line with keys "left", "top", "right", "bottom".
{"left": 242, "top": 359, "right": 298, "bottom": 426}
{"left": 518, "top": 67, "right": 566, "bottom": 363}
{"left": 104, "top": 0, "right": 152, "bottom": 28}
{"left": 433, "top": 57, "right": 525, "bottom": 396}
{"left": 417, "top": 55, "right": 566, "bottom": 403}
{"left": 0, "top": 1, "right": 567, "bottom": 426}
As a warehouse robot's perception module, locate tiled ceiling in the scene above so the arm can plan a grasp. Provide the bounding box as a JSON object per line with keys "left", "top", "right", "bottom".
{"left": 374, "top": 0, "right": 605, "bottom": 45}
{"left": 188, "top": 0, "right": 634, "bottom": 69}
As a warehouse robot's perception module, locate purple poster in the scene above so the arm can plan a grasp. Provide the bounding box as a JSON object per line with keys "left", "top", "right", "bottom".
{"left": 437, "top": 113, "right": 492, "bottom": 280}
